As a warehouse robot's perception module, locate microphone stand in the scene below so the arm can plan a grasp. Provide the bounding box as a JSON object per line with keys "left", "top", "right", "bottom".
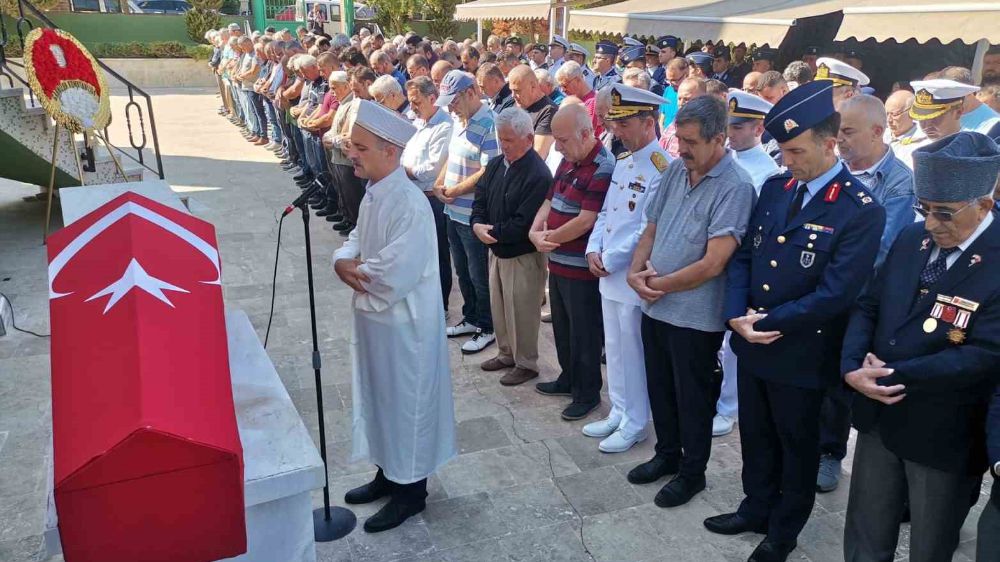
{"left": 285, "top": 177, "right": 357, "bottom": 541}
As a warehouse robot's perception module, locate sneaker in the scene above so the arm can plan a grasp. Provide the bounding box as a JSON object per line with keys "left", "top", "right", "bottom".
{"left": 461, "top": 331, "right": 495, "bottom": 354}
{"left": 446, "top": 321, "right": 479, "bottom": 337}
{"left": 816, "top": 455, "right": 841, "bottom": 493}
{"left": 582, "top": 416, "right": 621, "bottom": 438}
{"left": 712, "top": 414, "right": 736, "bottom": 437}
{"left": 600, "top": 427, "right": 647, "bottom": 453}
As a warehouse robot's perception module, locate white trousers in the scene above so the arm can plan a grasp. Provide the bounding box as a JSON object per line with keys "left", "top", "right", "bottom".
{"left": 602, "top": 298, "right": 650, "bottom": 435}
{"left": 715, "top": 330, "right": 739, "bottom": 418}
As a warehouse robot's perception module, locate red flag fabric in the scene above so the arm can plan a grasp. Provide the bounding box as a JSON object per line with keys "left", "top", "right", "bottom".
{"left": 47, "top": 192, "right": 246, "bottom": 562}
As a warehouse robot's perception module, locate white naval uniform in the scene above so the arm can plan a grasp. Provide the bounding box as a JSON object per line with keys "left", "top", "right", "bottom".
{"left": 886, "top": 124, "right": 927, "bottom": 169}
{"left": 585, "top": 139, "right": 670, "bottom": 436}
{"left": 717, "top": 146, "right": 779, "bottom": 420}
{"left": 332, "top": 166, "right": 457, "bottom": 484}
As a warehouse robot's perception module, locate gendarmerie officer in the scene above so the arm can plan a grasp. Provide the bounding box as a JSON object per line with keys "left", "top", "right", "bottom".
{"left": 593, "top": 41, "right": 623, "bottom": 91}
{"left": 842, "top": 132, "right": 1000, "bottom": 562}
{"left": 705, "top": 80, "right": 885, "bottom": 562}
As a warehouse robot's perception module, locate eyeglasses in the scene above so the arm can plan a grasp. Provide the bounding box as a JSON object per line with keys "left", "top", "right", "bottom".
{"left": 912, "top": 200, "right": 978, "bottom": 222}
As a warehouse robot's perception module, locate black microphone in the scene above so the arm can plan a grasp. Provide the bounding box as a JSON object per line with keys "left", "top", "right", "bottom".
{"left": 282, "top": 172, "right": 332, "bottom": 216}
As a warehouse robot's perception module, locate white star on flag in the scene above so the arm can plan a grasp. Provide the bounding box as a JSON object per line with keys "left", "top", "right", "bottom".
{"left": 85, "top": 258, "right": 189, "bottom": 314}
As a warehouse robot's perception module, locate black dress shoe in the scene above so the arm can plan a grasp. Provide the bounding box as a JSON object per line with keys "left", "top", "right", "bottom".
{"left": 344, "top": 478, "right": 392, "bottom": 505}
{"left": 325, "top": 213, "right": 344, "bottom": 222}
{"left": 333, "top": 220, "right": 353, "bottom": 231}
{"left": 339, "top": 226, "right": 353, "bottom": 237}
{"left": 561, "top": 401, "right": 600, "bottom": 421}
{"left": 363, "top": 498, "right": 425, "bottom": 533}
{"left": 703, "top": 512, "right": 768, "bottom": 536}
{"left": 654, "top": 474, "right": 706, "bottom": 508}
{"left": 293, "top": 173, "right": 311, "bottom": 182}
{"left": 534, "top": 380, "right": 571, "bottom": 396}
{"left": 748, "top": 539, "right": 797, "bottom": 562}
{"left": 627, "top": 456, "right": 679, "bottom": 485}
{"left": 316, "top": 207, "right": 338, "bottom": 217}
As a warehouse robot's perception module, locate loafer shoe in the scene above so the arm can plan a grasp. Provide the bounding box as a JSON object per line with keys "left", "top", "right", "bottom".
{"left": 703, "top": 512, "right": 768, "bottom": 536}
{"left": 599, "top": 427, "right": 647, "bottom": 453}
{"left": 535, "top": 380, "right": 572, "bottom": 396}
{"left": 499, "top": 367, "right": 538, "bottom": 386}
{"left": 561, "top": 401, "right": 600, "bottom": 421}
{"left": 480, "top": 356, "right": 514, "bottom": 372}
{"left": 627, "top": 456, "right": 679, "bottom": 485}
{"left": 582, "top": 416, "right": 621, "bottom": 438}
{"left": 363, "top": 498, "right": 425, "bottom": 534}
{"left": 654, "top": 474, "right": 706, "bottom": 507}
{"left": 333, "top": 221, "right": 353, "bottom": 231}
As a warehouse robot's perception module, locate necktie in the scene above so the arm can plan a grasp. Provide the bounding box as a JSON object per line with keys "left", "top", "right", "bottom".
{"left": 919, "top": 246, "right": 960, "bottom": 292}
{"left": 787, "top": 183, "right": 809, "bottom": 223}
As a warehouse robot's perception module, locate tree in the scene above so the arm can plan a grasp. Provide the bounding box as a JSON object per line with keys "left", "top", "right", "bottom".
{"left": 422, "top": 0, "right": 458, "bottom": 40}
{"left": 185, "top": 0, "right": 223, "bottom": 44}
{"left": 368, "top": 0, "right": 414, "bottom": 36}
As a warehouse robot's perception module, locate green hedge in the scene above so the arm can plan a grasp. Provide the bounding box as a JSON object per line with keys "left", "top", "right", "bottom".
{"left": 3, "top": 40, "right": 214, "bottom": 59}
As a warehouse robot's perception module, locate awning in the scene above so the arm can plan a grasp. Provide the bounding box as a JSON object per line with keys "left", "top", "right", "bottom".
{"left": 569, "top": 0, "right": 845, "bottom": 46}
{"left": 835, "top": 0, "right": 1000, "bottom": 44}
{"left": 454, "top": 0, "right": 553, "bottom": 21}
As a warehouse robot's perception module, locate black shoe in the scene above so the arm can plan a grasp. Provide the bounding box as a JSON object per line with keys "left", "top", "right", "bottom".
{"left": 561, "top": 401, "right": 600, "bottom": 421}
{"left": 333, "top": 220, "right": 353, "bottom": 231}
{"left": 535, "top": 380, "right": 571, "bottom": 396}
{"left": 627, "top": 456, "right": 679, "bottom": 485}
{"left": 308, "top": 198, "right": 325, "bottom": 209}
{"left": 325, "top": 213, "right": 344, "bottom": 222}
{"left": 703, "top": 512, "right": 768, "bottom": 536}
{"left": 363, "top": 497, "right": 426, "bottom": 533}
{"left": 316, "top": 206, "right": 338, "bottom": 217}
{"left": 344, "top": 478, "right": 392, "bottom": 505}
{"left": 296, "top": 180, "right": 313, "bottom": 189}
{"left": 293, "top": 173, "right": 311, "bottom": 182}
{"left": 654, "top": 474, "right": 706, "bottom": 508}
{"left": 339, "top": 226, "right": 354, "bottom": 237}
{"left": 748, "top": 539, "right": 797, "bottom": 562}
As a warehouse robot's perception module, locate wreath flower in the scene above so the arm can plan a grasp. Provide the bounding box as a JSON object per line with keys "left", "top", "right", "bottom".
{"left": 23, "top": 28, "right": 111, "bottom": 133}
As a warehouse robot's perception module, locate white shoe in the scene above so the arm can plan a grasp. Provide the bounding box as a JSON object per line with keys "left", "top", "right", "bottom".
{"left": 599, "top": 427, "right": 647, "bottom": 453}
{"left": 712, "top": 414, "right": 736, "bottom": 437}
{"left": 446, "top": 321, "right": 479, "bottom": 337}
{"left": 461, "top": 330, "right": 495, "bottom": 354}
{"left": 582, "top": 416, "right": 621, "bottom": 438}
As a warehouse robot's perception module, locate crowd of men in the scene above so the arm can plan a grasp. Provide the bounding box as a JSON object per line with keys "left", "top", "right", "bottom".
{"left": 205, "top": 25, "right": 1000, "bottom": 562}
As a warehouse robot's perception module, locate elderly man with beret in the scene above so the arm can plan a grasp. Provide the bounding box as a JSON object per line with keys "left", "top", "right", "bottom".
{"left": 842, "top": 132, "right": 1000, "bottom": 561}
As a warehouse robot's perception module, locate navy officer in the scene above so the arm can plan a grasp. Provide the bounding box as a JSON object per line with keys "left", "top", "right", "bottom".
{"left": 704, "top": 80, "right": 885, "bottom": 562}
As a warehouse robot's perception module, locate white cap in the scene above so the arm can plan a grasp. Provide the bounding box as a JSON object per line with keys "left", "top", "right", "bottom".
{"left": 568, "top": 43, "right": 589, "bottom": 58}
{"left": 815, "top": 57, "right": 869, "bottom": 87}
{"left": 347, "top": 99, "right": 416, "bottom": 148}
{"left": 549, "top": 35, "right": 570, "bottom": 50}
{"left": 908, "top": 79, "right": 980, "bottom": 120}
{"left": 727, "top": 90, "right": 773, "bottom": 123}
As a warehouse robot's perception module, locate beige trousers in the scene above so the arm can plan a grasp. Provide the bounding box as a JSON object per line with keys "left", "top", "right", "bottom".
{"left": 488, "top": 251, "right": 546, "bottom": 371}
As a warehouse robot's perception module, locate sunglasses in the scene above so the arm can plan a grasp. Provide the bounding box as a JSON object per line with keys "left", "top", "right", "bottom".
{"left": 912, "top": 200, "right": 977, "bottom": 222}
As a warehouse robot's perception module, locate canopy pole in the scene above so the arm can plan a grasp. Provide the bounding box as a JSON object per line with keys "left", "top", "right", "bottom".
{"left": 972, "top": 39, "right": 989, "bottom": 84}
{"left": 477, "top": 19, "right": 484, "bottom": 43}
{"left": 548, "top": 7, "right": 555, "bottom": 40}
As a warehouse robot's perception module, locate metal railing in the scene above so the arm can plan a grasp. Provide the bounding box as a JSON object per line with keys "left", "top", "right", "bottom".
{"left": 0, "top": 0, "right": 165, "bottom": 180}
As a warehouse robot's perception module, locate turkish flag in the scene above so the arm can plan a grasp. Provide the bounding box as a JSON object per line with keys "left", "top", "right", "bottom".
{"left": 47, "top": 192, "right": 246, "bottom": 562}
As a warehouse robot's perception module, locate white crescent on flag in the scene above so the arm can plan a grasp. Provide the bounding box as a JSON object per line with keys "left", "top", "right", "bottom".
{"left": 48, "top": 200, "right": 222, "bottom": 305}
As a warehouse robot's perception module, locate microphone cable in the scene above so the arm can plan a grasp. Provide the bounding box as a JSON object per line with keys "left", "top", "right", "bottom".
{"left": 264, "top": 211, "right": 287, "bottom": 349}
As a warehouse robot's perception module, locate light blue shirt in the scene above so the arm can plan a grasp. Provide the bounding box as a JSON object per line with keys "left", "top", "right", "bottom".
{"left": 798, "top": 160, "right": 844, "bottom": 207}
{"left": 961, "top": 103, "right": 1000, "bottom": 135}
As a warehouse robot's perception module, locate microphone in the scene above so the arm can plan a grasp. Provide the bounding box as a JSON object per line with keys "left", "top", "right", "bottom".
{"left": 282, "top": 172, "right": 332, "bottom": 216}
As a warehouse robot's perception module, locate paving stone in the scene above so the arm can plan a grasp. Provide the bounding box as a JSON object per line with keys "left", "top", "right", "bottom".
{"left": 422, "top": 492, "right": 511, "bottom": 550}
{"left": 488, "top": 479, "right": 577, "bottom": 533}
{"left": 555, "top": 466, "right": 644, "bottom": 517}
{"left": 581, "top": 505, "right": 669, "bottom": 562}
{"left": 455, "top": 416, "right": 512, "bottom": 455}
{"left": 498, "top": 521, "right": 592, "bottom": 562}
{"left": 435, "top": 538, "right": 511, "bottom": 562}
{"left": 346, "top": 518, "right": 435, "bottom": 562}
{"left": 555, "top": 431, "right": 656, "bottom": 472}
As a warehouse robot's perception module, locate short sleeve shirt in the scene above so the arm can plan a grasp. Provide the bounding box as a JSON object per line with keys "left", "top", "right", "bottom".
{"left": 547, "top": 142, "right": 614, "bottom": 279}
{"left": 642, "top": 151, "right": 755, "bottom": 332}
{"left": 444, "top": 103, "right": 501, "bottom": 224}
{"left": 524, "top": 96, "right": 557, "bottom": 136}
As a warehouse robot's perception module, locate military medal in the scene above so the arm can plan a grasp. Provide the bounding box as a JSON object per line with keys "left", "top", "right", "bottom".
{"left": 753, "top": 229, "right": 762, "bottom": 249}
{"left": 628, "top": 200, "right": 636, "bottom": 212}
{"left": 800, "top": 250, "right": 815, "bottom": 268}
{"left": 947, "top": 328, "right": 966, "bottom": 344}
{"left": 922, "top": 318, "right": 937, "bottom": 333}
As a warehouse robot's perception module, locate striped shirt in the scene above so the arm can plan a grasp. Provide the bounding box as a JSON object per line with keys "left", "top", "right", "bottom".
{"left": 444, "top": 103, "right": 500, "bottom": 224}
{"left": 547, "top": 142, "right": 614, "bottom": 280}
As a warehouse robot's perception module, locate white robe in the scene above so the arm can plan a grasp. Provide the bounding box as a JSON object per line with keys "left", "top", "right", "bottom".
{"left": 332, "top": 166, "right": 456, "bottom": 484}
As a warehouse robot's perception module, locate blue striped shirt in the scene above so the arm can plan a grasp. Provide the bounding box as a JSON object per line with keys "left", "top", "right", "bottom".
{"left": 444, "top": 103, "right": 500, "bottom": 224}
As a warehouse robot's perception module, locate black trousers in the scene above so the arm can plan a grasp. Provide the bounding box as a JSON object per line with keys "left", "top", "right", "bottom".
{"left": 641, "top": 315, "right": 723, "bottom": 477}
{"left": 844, "top": 431, "right": 979, "bottom": 562}
{"left": 332, "top": 163, "right": 365, "bottom": 225}
{"left": 550, "top": 274, "right": 603, "bottom": 404}
{"left": 819, "top": 380, "right": 853, "bottom": 460}
{"left": 374, "top": 467, "right": 428, "bottom": 504}
{"left": 427, "top": 196, "right": 452, "bottom": 310}
{"left": 737, "top": 370, "right": 824, "bottom": 542}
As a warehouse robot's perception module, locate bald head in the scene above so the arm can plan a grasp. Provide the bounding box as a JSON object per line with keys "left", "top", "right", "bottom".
{"left": 884, "top": 89, "right": 916, "bottom": 138}
{"left": 837, "top": 94, "right": 888, "bottom": 168}
{"left": 551, "top": 103, "right": 596, "bottom": 162}
{"left": 840, "top": 94, "right": 886, "bottom": 128}
{"left": 509, "top": 65, "right": 544, "bottom": 109}
{"left": 677, "top": 77, "right": 707, "bottom": 108}
{"left": 743, "top": 71, "right": 762, "bottom": 93}
{"left": 430, "top": 60, "right": 453, "bottom": 87}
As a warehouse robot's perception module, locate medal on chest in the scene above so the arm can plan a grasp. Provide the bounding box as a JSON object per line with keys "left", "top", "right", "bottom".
{"left": 925, "top": 294, "right": 980, "bottom": 343}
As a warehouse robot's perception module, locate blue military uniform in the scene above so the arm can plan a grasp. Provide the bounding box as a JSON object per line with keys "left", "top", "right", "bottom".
{"left": 594, "top": 41, "right": 622, "bottom": 91}
{"left": 714, "top": 80, "right": 886, "bottom": 557}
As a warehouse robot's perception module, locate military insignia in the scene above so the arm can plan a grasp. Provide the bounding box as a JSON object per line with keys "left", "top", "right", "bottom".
{"left": 816, "top": 63, "right": 830, "bottom": 80}
{"left": 970, "top": 254, "right": 982, "bottom": 267}
{"left": 955, "top": 309, "right": 971, "bottom": 329}
{"left": 616, "top": 150, "right": 632, "bottom": 160}
{"left": 824, "top": 182, "right": 840, "bottom": 202}
{"left": 922, "top": 318, "right": 937, "bottom": 333}
{"left": 803, "top": 223, "right": 835, "bottom": 235}
{"left": 784, "top": 178, "right": 796, "bottom": 191}
{"left": 947, "top": 328, "right": 966, "bottom": 344}
{"left": 783, "top": 119, "right": 798, "bottom": 133}
{"left": 800, "top": 250, "right": 815, "bottom": 268}
{"left": 628, "top": 200, "right": 636, "bottom": 212}
{"left": 651, "top": 151, "right": 668, "bottom": 172}
{"left": 915, "top": 89, "right": 933, "bottom": 106}
{"left": 861, "top": 196, "right": 873, "bottom": 205}
{"left": 628, "top": 181, "right": 646, "bottom": 193}
{"left": 753, "top": 233, "right": 762, "bottom": 249}
{"left": 728, "top": 98, "right": 738, "bottom": 112}
{"left": 920, "top": 238, "right": 930, "bottom": 251}
{"left": 938, "top": 294, "right": 980, "bottom": 312}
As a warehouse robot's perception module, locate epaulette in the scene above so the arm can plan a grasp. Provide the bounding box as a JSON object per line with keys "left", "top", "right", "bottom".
{"left": 650, "top": 151, "right": 669, "bottom": 172}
